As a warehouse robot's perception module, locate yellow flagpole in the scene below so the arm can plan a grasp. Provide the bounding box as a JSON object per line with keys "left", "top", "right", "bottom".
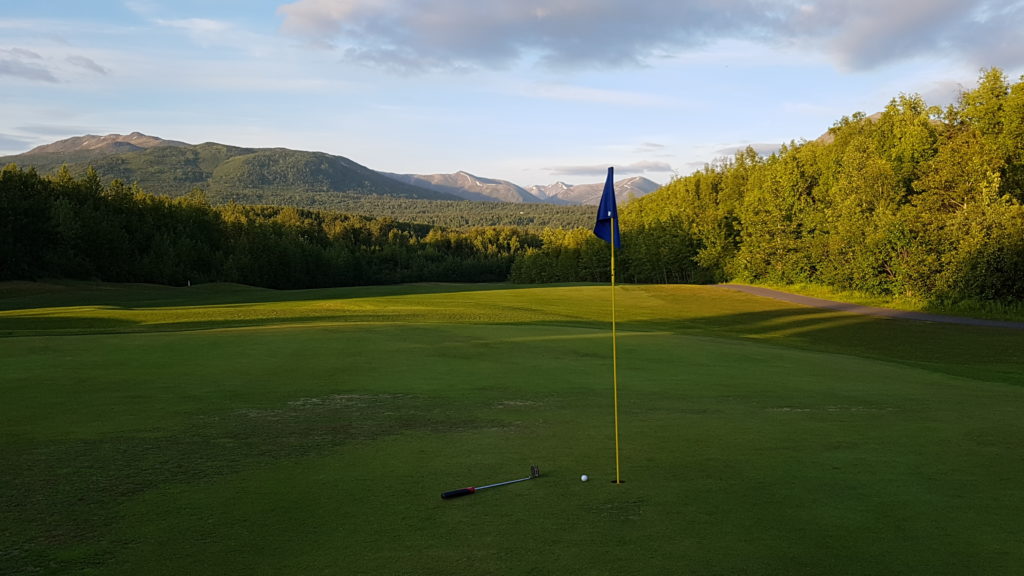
{"left": 611, "top": 218, "right": 621, "bottom": 484}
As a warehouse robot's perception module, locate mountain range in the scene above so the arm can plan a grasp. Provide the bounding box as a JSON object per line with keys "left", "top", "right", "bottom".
{"left": 383, "top": 170, "right": 660, "bottom": 205}
{"left": 1, "top": 132, "right": 661, "bottom": 206}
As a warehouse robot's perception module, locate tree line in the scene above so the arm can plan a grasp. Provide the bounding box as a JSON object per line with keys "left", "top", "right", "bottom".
{"left": 513, "top": 68, "right": 1024, "bottom": 305}
{"left": 1, "top": 165, "right": 540, "bottom": 289}
{"left": 222, "top": 190, "right": 594, "bottom": 229}
{"left": 4, "top": 68, "right": 1023, "bottom": 306}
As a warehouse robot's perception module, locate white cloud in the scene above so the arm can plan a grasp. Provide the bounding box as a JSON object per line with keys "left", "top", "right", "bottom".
{"left": 525, "top": 83, "right": 679, "bottom": 107}
{"left": 919, "top": 80, "right": 968, "bottom": 108}
{"left": 714, "top": 143, "right": 782, "bottom": 157}
{"left": 546, "top": 160, "right": 674, "bottom": 178}
{"left": 788, "top": 0, "right": 971, "bottom": 70}
{"left": 124, "top": 1, "right": 160, "bottom": 17}
{"left": 0, "top": 132, "right": 33, "bottom": 152}
{"left": 275, "top": 0, "right": 1024, "bottom": 73}
{"left": 153, "top": 17, "right": 278, "bottom": 57}
{"left": 156, "top": 17, "right": 231, "bottom": 35}
{"left": 8, "top": 47, "right": 43, "bottom": 59}
{"left": 17, "top": 123, "right": 94, "bottom": 136}
{"left": 278, "top": 0, "right": 396, "bottom": 38}
{"left": 277, "top": 0, "right": 784, "bottom": 71}
{"left": 634, "top": 142, "right": 671, "bottom": 155}
{"left": 66, "top": 55, "right": 109, "bottom": 75}
{"left": 155, "top": 17, "right": 234, "bottom": 47}
{"left": 0, "top": 48, "right": 57, "bottom": 82}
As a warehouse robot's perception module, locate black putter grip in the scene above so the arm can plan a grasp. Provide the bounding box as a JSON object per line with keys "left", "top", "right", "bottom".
{"left": 441, "top": 487, "right": 476, "bottom": 499}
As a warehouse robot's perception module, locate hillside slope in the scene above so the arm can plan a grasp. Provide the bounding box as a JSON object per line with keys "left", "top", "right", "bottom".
{"left": 1, "top": 133, "right": 460, "bottom": 202}
{"left": 382, "top": 171, "right": 539, "bottom": 203}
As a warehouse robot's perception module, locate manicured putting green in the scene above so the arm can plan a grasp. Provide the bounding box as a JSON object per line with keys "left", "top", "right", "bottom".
{"left": 2, "top": 282, "right": 1023, "bottom": 575}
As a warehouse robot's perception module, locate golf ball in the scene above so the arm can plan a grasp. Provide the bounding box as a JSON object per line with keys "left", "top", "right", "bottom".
{"left": 580, "top": 474, "right": 589, "bottom": 482}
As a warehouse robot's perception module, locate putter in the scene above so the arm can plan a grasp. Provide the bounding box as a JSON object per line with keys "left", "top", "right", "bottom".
{"left": 441, "top": 465, "right": 540, "bottom": 499}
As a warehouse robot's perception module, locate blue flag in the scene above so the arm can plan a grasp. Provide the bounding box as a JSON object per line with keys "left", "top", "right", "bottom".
{"left": 593, "top": 167, "right": 620, "bottom": 248}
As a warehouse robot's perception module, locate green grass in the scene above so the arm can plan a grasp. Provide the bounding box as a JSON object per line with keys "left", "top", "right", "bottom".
{"left": 753, "top": 280, "right": 1024, "bottom": 323}
{"left": 2, "top": 282, "right": 1024, "bottom": 575}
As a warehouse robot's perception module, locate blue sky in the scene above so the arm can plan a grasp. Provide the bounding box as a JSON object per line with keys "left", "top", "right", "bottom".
{"left": 2, "top": 1, "right": 1023, "bottom": 186}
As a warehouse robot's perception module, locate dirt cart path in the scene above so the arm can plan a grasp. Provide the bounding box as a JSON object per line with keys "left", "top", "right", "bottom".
{"left": 715, "top": 284, "right": 1024, "bottom": 331}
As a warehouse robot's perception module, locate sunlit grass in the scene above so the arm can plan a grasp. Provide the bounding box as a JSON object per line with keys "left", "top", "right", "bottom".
{"left": 753, "top": 280, "right": 1024, "bottom": 322}
{"left": 2, "top": 281, "right": 1024, "bottom": 575}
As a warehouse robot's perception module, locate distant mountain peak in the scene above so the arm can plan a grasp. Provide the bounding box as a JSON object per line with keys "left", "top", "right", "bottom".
{"left": 381, "top": 171, "right": 538, "bottom": 203}
{"left": 528, "top": 176, "right": 661, "bottom": 205}
{"left": 25, "top": 132, "right": 189, "bottom": 155}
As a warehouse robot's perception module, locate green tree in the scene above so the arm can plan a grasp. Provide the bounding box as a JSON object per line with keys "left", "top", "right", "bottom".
{"left": 0, "top": 164, "right": 55, "bottom": 279}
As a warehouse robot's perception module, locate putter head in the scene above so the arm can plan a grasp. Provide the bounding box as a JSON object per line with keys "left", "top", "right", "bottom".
{"left": 530, "top": 465, "right": 540, "bottom": 479}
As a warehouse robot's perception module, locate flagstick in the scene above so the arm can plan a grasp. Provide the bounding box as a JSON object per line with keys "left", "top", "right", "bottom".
{"left": 611, "top": 218, "right": 622, "bottom": 484}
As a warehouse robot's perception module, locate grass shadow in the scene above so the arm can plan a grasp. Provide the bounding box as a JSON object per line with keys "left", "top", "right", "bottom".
{"left": 0, "top": 280, "right": 543, "bottom": 312}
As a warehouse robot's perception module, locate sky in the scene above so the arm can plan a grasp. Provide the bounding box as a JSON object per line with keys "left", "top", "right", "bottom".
{"left": 2, "top": 1, "right": 1023, "bottom": 187}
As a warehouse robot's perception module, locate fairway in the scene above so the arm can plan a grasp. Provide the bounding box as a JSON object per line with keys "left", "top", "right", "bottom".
{"left": 2, "top": 282, "right": 1024, "bottom": 575}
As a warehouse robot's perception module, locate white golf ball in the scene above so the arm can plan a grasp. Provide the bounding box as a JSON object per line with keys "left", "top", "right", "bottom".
{"left": 580, "top": 474, "right": 589, "bottom": 482}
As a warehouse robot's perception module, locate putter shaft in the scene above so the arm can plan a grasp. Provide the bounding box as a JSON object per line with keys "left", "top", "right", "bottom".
{"left": 441, "top": 465, "right": 540, "bottom": 499}
{"left": 475, "top": 476, "right": 532, "bottom": 491}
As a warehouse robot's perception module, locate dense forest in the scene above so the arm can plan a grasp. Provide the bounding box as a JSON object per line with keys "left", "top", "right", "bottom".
{"left": 2, "top": 68, "right": 1022, "bottom": 306}
{"left": 0, "top": 166, "right": 540, "bottom": 288}
{"left": 220, "top": 190, "right": 593, "bottom": 229}
{"left": 513, "top": 68, "right": 1024, "bottom": 304}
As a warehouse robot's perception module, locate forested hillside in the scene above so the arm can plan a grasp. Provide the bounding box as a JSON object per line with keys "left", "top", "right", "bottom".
{"left": 0, "top": 166, "right": 538, "bottom": 288}
{"left": 1, "top": 140, "right": 594, "bottom": 229}
{"left": 0, "top": 141, "right": 461, "bottom": 202}
{"left": 3, "top": 68, "right": 1022, "bottom": 307}
{"left": 513, "top": 68, "right": 1024, "bottom": 305}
